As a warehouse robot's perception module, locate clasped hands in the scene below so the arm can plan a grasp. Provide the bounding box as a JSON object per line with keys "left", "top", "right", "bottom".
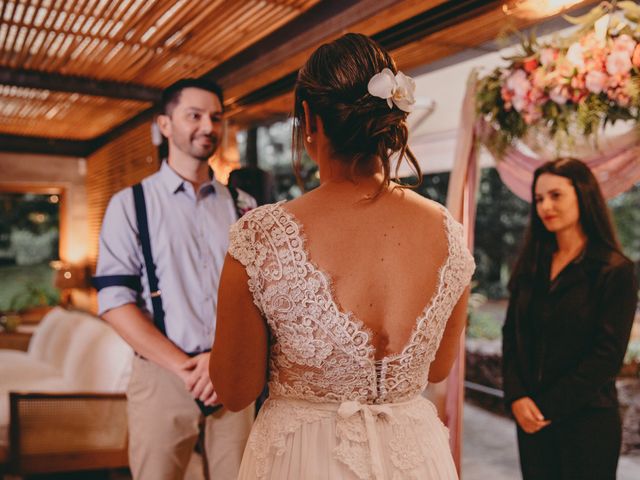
{"left": 178, "top": 352, "right": 219, "bottom": 406}
{"left": 511, "top": 396, "right": 551, "bottom": 434}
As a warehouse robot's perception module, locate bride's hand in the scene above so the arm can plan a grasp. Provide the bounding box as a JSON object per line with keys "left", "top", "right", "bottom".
{"left": 511, "top": 397, "right": 551, "bottom": 434}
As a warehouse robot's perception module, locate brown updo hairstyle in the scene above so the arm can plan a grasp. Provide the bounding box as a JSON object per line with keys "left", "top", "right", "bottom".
{"left": 292, "top": 33, "right": 421, "bottom": 194}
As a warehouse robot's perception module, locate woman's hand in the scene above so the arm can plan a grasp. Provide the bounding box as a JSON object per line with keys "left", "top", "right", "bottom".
{"left": 511, "top": 397, "right": 551, "bottom": 434}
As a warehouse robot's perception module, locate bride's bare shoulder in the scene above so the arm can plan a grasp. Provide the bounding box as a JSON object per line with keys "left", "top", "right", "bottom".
{"left": 393, "top": 187, "right": 446, "bottom": 223}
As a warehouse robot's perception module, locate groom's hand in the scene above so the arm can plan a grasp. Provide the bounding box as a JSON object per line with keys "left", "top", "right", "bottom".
{"left": 182, "top": 352, "right": 219, "bottom": 406}
{"left": 511, "top": 396, "right": 551, "bottom": 434}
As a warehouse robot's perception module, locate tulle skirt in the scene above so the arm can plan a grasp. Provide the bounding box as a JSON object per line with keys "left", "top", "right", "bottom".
{"left": 237, "top": 395, "right": 458, "bottom": 480}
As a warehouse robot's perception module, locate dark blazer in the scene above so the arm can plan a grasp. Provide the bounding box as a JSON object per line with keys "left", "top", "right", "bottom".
{"left": 502, "top": 243, "right": 638, "bottom": 422}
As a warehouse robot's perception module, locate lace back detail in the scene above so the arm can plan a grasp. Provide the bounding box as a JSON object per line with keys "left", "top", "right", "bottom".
{"left": 228, "top": 202, "right": 475, "bottom": 404}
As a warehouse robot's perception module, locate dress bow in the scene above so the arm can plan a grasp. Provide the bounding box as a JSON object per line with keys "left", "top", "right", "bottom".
{"left": 337, "top": 400, "right": 395, "bottom": 479}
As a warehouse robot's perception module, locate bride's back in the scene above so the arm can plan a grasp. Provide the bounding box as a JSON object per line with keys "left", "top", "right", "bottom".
{"left": 285, "top": 185, "right": 448, "bottom": 361}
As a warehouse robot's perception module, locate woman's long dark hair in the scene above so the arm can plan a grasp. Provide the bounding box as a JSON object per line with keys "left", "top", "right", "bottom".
{"left": 510, "top": 158, "right": 623, "bottom": 288}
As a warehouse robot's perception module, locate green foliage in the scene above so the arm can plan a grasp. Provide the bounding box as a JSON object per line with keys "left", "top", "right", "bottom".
{"left": 609, "top": 183, "right": 640, "bottom": 262}
{"left": 0, "top": 263, "right": 59, "bottom": 312}
{"left": 467, "top": 311, "right": 503, "bottom": 340}
{"left": 577, "top": 95, "right": 609, "bottom": 135}
{"left": 474, "top": 169, "right": 530, "bottom": 299}
{"left": 8, "top": 283, "right": 58, "bottom": 312}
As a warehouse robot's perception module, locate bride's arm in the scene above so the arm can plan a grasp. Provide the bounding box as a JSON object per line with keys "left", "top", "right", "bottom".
{"left": 427, "top": 287, "right": 470, "bottom": 383}
{"left": 210, "top": 253, "right": 269, "bottom": 412}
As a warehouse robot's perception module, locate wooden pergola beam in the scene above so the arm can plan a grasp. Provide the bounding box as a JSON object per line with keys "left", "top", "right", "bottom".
{"left": 0, "top": 134, "right": 94, "bottom": 157}
{"left": 0, "top": 68, "right": 161, "bottom": 103}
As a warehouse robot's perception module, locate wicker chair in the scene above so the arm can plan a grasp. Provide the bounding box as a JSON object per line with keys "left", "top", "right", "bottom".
{"left": 0, "top": 308, "right": 132, "bottom": 475}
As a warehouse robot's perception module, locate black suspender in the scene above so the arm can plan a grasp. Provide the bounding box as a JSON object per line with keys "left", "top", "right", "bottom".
{"left": 94, "top": 182, "right": 245, "bottom": 335}
{"left": 131, "top": 183, "right": 167, "bottom": 335}
{"left": 93, "top": 181, "right": 260, "bottom": 415}
{"left": 227, "top": 185, "right": 244, "bottom": 219}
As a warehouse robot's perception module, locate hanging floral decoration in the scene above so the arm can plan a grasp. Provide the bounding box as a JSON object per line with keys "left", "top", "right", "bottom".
{"left": 476, "top": 2, "right": 640, "bottom": 155}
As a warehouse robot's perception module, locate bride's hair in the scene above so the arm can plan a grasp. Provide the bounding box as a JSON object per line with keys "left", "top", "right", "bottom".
{"left": 292, "top": 33, "right": 421, "bottom": 192}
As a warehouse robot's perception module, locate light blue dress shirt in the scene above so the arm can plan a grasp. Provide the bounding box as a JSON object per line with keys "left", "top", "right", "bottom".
{"left": 97, "top": 162, "right": 248, "bottom": 353}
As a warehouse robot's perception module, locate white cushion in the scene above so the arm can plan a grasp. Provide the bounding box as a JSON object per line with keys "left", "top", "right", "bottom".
{"left": 0, "top": 307, "right": 133, "bottom": 449}
{"left": 27, "top": 307, "right": 79, "bottom": 370}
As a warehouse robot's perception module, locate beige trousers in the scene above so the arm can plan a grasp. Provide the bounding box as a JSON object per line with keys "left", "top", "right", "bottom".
{"left": 127, "top": 355, "right": 254, "bottom": 480}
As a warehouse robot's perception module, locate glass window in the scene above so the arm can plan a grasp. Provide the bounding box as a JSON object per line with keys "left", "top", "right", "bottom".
{"left": 0, "top": 192, "right": 60, "bottom": 312}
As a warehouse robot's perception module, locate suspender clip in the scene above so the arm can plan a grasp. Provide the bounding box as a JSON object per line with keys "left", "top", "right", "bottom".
{"left": 150, "top": 290, "right": 162, "bottom": 298}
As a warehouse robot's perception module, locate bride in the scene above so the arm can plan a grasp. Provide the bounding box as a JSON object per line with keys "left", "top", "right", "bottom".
{"left": 210, "top": 33, "right": 475, "bottom": 480}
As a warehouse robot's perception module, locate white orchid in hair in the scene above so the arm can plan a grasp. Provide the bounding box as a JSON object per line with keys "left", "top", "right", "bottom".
{"left": 367, "top": 68, "right": 416, "bottom": 112}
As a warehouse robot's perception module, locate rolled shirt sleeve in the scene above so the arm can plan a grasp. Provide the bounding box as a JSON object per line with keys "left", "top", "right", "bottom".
{"left": 96, "top": 189, "right": 144, "bottom": 316}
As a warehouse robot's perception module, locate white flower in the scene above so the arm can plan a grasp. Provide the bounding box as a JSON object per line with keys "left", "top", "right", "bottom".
{"left": 594, "top": 14, "right": 610, "bottom": 43}
{"left": 367, "top": 68, "right": 416, "bottom": 112}
{"left": 566, "top": 42, "right": 584, "bottom": 68}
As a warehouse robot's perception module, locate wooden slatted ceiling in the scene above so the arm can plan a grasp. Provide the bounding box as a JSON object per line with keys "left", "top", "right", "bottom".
{"left": 227, "top": 0, "right": 601, "bottom": 126}
{"left": 0, "top": 83, "right": 149, "bottom": 139}
{"left": 0, "top": 0, "right": 320, "bottom": 87}
{"left": 85, "top": 120, "right": 158, "bottom": 266}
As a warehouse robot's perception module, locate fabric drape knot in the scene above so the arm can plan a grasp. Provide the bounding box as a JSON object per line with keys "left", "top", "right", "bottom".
{"left": 337, "top": 400, "right": 395, "bottom": 480}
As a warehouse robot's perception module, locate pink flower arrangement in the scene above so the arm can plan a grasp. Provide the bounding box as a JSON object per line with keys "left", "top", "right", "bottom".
{"left": 476, "top": 5, "right": 640, "bottom": 154}
{"left": 496, "top": 30, "right": 638, "bottom": 125}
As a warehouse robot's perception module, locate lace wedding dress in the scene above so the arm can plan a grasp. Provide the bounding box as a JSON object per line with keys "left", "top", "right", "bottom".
{"left": 229, "top": 202, "right": 475, "bottom": 480}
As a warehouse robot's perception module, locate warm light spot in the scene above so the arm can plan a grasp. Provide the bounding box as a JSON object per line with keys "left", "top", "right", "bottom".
{"left": 63, "top": 271, "right": 72, "bottom": 280}
{"left": 49, "top": 194, "right": 59, "bottom": 203}
{"left": 28, "top": 212, "right": 46, "bottom": 223}
{"left": 503, "top": 0, "right": 582, "bottom": 19}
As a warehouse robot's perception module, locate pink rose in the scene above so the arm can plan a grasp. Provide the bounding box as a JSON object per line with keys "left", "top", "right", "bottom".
{"left": 540, "top": 48, "right": 559, "bottom": 67}
{"left": 613, "top": 34, "right": 636, "bottom": 58}
{"left": 632, "top": 44, "right": 640, "bottom": 67}
{"left": 505, "top": 69, "right": 531, "bottom": 98}
{"left": 585, "top": 70, "right": 607, "bottom": 93}
{"left": 512, "top": 94, "right": 529, "bottom": 113}
{"left": 549, "top": 85, "right": 570, "bottom": 105}
{"left": 606, "top": 51, "right": 632, "bottom": 75}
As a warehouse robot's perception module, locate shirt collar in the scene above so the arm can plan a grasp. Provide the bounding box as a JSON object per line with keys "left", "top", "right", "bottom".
{"left": 159, "top": 161, "right": 217, "bottom": 196}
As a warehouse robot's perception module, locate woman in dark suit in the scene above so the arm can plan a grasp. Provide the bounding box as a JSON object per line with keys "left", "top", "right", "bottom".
{"left": 502, "top": 158, "right": 637, "bottom": 480}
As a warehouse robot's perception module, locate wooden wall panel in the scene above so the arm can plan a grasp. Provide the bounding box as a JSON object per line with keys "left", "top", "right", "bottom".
{"left": 85, "top": 121, "right": 158, "bottom": 267}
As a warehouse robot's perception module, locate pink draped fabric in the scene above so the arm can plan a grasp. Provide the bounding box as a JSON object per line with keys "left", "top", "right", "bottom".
{"left": 441, "top": 72, "right": 481, "bottom": 475}
{"left": 490, "top": 125, "right": 640, "bottom": 201}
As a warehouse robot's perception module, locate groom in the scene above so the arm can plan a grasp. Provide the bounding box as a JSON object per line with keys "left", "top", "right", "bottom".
{"left": 95, "top": 78, "right": 254, "bottom": 479}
